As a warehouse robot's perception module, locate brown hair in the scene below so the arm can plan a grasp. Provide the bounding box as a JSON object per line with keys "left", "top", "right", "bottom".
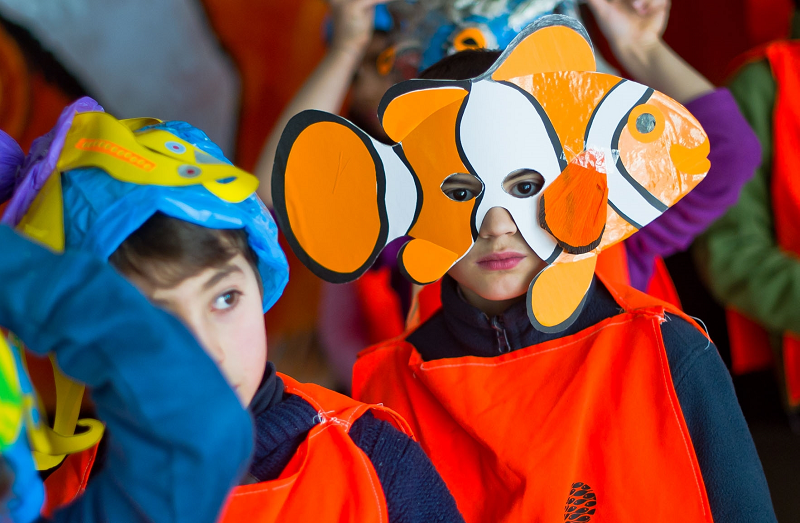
{"left": 419, "top": 49, "right": 501, "bottom": 80}
{"left": 110, "top": 212, "right": 262, "bottom": 292}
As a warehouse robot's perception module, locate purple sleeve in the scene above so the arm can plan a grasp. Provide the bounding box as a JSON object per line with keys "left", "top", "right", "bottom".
{"left": 624, "top": 88, "right": 762, "bottom": 290}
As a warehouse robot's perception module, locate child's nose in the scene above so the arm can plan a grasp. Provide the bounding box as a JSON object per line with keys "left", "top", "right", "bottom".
{"left": 479, "top": 207, "right": 518, "bottom": 239}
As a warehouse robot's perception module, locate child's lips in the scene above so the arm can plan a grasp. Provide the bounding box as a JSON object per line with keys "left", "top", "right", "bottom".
{"left": 476, "top": 251, "right": 526, "bottom": 271}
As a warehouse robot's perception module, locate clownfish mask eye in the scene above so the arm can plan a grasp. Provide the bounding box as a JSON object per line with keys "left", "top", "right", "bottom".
{"left": 627, "top": 103, "right": 665, "bottom": 143}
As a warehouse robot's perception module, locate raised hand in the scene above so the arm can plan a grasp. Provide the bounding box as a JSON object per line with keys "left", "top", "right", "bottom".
{"left": 585, "top": 0, "right": 670, "bottom": 54}
{"left": 330, "top": 0, "right": 387, "bottom": 55}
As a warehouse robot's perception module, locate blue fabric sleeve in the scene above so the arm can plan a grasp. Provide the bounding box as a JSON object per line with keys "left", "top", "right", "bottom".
{"left": 0, "top": 226, "right": 253, "bottom": 523}
{"left": 660, "top": 314, "right": 777, "bottom": 523}
{"left": 349, "top": 412, "right": 465, "bottom": 523}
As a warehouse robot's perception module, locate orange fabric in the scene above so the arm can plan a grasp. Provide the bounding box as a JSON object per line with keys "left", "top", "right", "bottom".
{"left": 595, "top": 243, "right": 682, "bottom": 309}
{"left": 353, "top": 275, "right": 711, "bottom": 523}
{"left": 645, "top": 256, "right": 682, "bottom": 309}
{"left": 723, "top": 42, "right": 800, "bottom": 406}
{"left": 219, "top": 373, "right": 413, "bottom": 522}
{"left": 767, "top": 41, "right": 800, "bottom": 406}
{"left": 356, "top": 267, "right": 406, "bottom": 344}
{"left": 41, "top": 443, "right": 99, "bottom": 517}
{"left": 406, "top": 280, "right": 443, "bottom": 331}
{"left": 595, "top": 242, "right": 631, "bottom": 285}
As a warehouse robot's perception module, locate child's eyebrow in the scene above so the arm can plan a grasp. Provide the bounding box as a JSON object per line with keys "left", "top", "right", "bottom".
{"left": 504, "top": 169, "right": 540, "bottom": 182}
{"left": 203, "top": 265, "right": 244, "bottom": 291}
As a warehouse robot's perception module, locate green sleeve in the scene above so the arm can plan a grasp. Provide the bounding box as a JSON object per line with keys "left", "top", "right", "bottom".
{"left": 693, "top": 60, "right": 800, "bottom": 333}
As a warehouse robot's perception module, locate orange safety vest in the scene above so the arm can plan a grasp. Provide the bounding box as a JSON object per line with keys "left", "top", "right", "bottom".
{"left": 219, "top": 372, "right": 415, "bottom": 523}
{"left": 725, "top": 41, "right": 800, "bottom": 408}
{"left": 352, "top": 274, "right": 712, "bottom": 523}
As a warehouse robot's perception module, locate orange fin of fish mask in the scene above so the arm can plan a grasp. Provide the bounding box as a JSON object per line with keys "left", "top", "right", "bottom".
{"left": 488, "top": 15, "right": 596, "bottom": 82}
{"left": 539, "top": 150, "right": 608, "bottom": 254}
{"left": 273, "top": 110, "right": 421, "bottom": 283}
{"left": 528, "top": 254, "right": 598, "bottom": 332}
{"left": 398, "top": 238, "right": 461, "bottom": 285}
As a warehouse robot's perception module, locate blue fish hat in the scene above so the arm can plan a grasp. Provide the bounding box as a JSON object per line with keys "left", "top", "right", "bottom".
{"left": 3, "top": 97, "right": 288, "bottom": 313}
{"left": 416, "top": 0, "right": 578, "bottom": 70}
{"left": 0, "top": 97, "right": 288, "bottom": 479}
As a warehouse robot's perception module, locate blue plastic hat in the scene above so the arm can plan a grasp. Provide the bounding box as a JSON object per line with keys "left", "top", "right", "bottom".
{"left": 60, "top": 120, "right": 288, "bottom": 313}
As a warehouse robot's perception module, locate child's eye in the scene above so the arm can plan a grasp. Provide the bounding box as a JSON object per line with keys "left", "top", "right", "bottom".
{"left": 212, "top": 291, "right": 241, "bottom": 311}
{"left": 441, "top": 172, "right": 483, "bottom": 202}
{"left": 503, "top": 169, "right": 544, "bottom": 199}
{"left": 509, "top": 180, "right": 543, "bottom": 198}
{"left": 445, "top": 188, "right": 477, "bottom": 201}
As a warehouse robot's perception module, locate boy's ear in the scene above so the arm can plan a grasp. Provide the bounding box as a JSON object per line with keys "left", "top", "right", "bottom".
{"left": 486, "top": 14, "right": 596, "bottom": 82}
{"left": 378, "top": 80, "right": 470, "bottom": 143}
{"left": 272, "top": 110, "right": 417, "bottom": 283}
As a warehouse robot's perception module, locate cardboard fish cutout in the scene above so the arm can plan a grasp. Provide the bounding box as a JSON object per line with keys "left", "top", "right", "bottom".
{"left": 272, "top": 15, "right": 710, "bottom": 332}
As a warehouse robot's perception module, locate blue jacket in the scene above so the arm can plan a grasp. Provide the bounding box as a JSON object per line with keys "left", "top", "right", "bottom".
{"left": 0, "top": 225, "right": 253, "bottom": 522}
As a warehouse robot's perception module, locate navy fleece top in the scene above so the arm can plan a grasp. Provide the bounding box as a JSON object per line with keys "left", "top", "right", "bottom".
{"left": 246, "top": 364, "right": 464, "bottom": 523}
{"left": 405, "top": 275, "right": 777, "bottom": 523}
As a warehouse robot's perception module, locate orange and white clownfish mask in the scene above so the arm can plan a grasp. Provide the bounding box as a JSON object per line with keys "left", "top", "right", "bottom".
{"left": 272, "top": 15, "right": 710, "bottom": 332}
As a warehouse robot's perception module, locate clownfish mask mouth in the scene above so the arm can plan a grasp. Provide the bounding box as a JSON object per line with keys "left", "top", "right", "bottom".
{"left": 272, "top": 14, "right": 709, "bottom": 332}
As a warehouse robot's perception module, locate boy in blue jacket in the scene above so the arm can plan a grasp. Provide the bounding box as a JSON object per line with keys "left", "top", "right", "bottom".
{"left": 2, "top": 97, "right": 462, "bottom": 522}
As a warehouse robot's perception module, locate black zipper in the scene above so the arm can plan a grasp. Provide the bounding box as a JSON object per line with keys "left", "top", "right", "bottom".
{"left": 491, "top": 316, "right": 511, "bottom": 354}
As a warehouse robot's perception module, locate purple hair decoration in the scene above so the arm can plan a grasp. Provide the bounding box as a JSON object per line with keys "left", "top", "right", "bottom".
{"left": 0, "top": 130, "right": 24, "bottom": 205}
{"left": 1, "top": 97, "right": 103, "bottom": 227}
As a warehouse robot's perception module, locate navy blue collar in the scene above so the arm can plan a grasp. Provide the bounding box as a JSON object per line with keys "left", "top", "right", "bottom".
{"left": 408, "top": 275, "right": 623, "bottom": 361}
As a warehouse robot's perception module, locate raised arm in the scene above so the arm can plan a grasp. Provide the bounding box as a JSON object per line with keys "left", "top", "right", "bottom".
{"left": 255, "top": 0, "right": 384, "bottom": 207}
{"left": 0, "top": 226, "right": 253, "bottom": 523}
{"left": 587, "top": 0, "right": 760, "bottom": 289}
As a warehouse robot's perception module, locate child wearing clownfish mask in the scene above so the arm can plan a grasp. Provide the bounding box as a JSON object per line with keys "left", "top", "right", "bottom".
{"left": 269, "top": 7, "right": 776, "bottom": 523}
{"left": 350, "top": 49, "right": 776, "bottom": 523}
{"left": 351, "top": 7, "right": 777, "bottom": 523}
